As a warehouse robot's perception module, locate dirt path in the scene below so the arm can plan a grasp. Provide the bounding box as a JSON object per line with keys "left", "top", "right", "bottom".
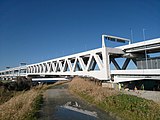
{"left": 39, "top": 84, "right": 116, "bottom": 120}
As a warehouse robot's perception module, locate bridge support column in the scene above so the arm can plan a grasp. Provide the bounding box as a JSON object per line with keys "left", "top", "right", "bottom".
{"left": 102, "top": 47, "right": 111, "bottom": 80}
{"left": 102, "top": 35, "right": 111, "bottom": 80}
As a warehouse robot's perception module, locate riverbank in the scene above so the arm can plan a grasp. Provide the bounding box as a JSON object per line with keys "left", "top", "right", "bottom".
{"left": 0, "top": 80, "right": 73, "bottom": 120}
{"left": 0, "top": 85, "right": 43, "bottom": 120}
{"left": 1, "top": 77, "right": 160, "bottom": 120}
{"left": 69, "top": 77, "right": 160, "bottom": 120}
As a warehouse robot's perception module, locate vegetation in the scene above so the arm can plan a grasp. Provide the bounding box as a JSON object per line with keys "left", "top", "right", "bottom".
{"left": 0, "top": 76, "right": 43, "bottom": 120}
{"left": 23, "top": 88, "right": 43, "bottom": 120}
{"left": 0, "top": 87, "right": 43, "bottom": 120}
{"left": 1, "top": 77, "right": 32, "bottom": 91}
{"left": 0, "top": 85, "right": 15, "bottom": 105}
{"left": 0, "top": 77, "right": 32, "bottom": 105}
{"left": 69, "top": 76, "right": 160, "bottom": 120}
{"left": 99, "top": 94, "right": 160, "bottom": 120}
{"left": 69, "top": 76, "right": 117, "bottom": 102}
{"left": 0, "top": 77, "right": 69, "bottom": 120}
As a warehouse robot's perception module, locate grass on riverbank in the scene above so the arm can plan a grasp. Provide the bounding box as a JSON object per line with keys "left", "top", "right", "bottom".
{"left": 0, "top": 80, "right": 69, "bottom": 120}
{"left": 69, "top": 76, "right": 118, "bottom": 102}
{"left": 69, "top": 77, "right": 160, "bottom": 120}
{"left": 0, "top": 88, "right": 15, "bottom": 105}
{"left": 0, "top": 86, "right": 43, "bottom": 120}
{"left": 100, "top": 94, "right": 160, "bottom": 120}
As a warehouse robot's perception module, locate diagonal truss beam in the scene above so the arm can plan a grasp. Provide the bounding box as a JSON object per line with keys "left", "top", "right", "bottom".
{"left": 110, "top": 58, "right": 121, "bottom": 70}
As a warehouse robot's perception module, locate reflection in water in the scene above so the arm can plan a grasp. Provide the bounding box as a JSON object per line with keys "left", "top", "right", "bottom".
{"left": 54, "top": 101, "right": 98, "bottom": 120}
{"left": 39, "top": 85, "right": 116, "bottom": 120}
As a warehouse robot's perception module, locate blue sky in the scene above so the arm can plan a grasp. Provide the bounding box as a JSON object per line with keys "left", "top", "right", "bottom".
{"left": 0, "top": 0, "right": 160, "bottom": 70}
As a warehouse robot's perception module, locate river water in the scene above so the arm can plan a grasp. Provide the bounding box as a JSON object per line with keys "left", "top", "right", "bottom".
{"left": 39, "top": 84, "right": 116, "bottom": 120}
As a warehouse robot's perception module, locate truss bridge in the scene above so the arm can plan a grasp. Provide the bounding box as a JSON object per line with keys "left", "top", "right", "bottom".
{"left": 1, "top": 35, "right": 160, "bottom": 83}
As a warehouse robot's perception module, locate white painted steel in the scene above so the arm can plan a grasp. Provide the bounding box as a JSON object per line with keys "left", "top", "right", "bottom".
{"left": 113, "top": 76, "right": 160, "bottom": 83}
{"left": 0, "top": 36, "right": 160, "bottom": 83}
{"left": 32, "top": 78, "right": 69, "bottom": 81}
{"left": 111, "top": 69, "right": 160, "bottom": 83}
{"left": 117, "top": 38, "right": 160, "bottom": 52}
{"left": 26, "top": 47, "right": 111, "bottom": 80}
{"left": 111, "top": 69, "right": 160, "bottom": 75}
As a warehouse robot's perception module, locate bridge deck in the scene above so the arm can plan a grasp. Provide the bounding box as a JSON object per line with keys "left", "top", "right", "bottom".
{"left": 111, "top": 69, "right": 160, "bottom": 83}
{"left": 32, "top": 77, "right": 69, "bottom": 82}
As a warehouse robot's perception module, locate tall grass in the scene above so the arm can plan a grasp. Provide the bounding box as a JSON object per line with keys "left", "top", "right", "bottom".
{"left": 69, "top": 76, "right": 160, "bottom": 120}
{"left": 69, "top": 76, "right": 117, "bottom": 102}
{"left": 0, "top": 87, "right": 42, "bottom": 120}
{"left": 0, "top": 80, "right": 69, "bottom": 120}
{"left": 0, "top": 87, "right": 15, "bottom": 105}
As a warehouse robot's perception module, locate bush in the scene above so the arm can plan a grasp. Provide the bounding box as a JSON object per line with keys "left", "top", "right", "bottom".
{"left": 16, "top": 77, "right": 32, "bottom": 91}
{"left": 0, "top": 77, "right": 33, "bottom": 104}
{"left": 0, "top": 77, "right": 32, "bottom": 91}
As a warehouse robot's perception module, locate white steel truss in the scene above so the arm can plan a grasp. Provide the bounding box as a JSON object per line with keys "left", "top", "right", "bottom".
{"left": 1, "top": 35, "right": 160, "bottom": 82}
{"left": 26, "top": 47, "right": 110, "bottom": 80}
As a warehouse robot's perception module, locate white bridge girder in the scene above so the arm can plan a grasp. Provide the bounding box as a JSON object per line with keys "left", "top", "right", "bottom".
{"left": 0, "top": 46, "right": 124, "bottom": 80}
{"left": 0, "top": 35, "right": 160, "bottom": 83}
{"left": 27, "top": 47, "right": 113, "bottom": 80}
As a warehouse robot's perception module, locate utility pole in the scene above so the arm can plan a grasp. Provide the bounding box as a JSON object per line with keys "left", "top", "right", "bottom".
{"left": 130, "top": 28, "right": 133, "bottom": 43}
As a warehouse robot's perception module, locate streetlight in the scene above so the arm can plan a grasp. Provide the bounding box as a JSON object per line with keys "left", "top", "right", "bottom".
{"left": 6, "top": 66, "right": 11, "bottom": 69}
{"left": 20, "top": 62, "right": 27, "bottom": 66}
